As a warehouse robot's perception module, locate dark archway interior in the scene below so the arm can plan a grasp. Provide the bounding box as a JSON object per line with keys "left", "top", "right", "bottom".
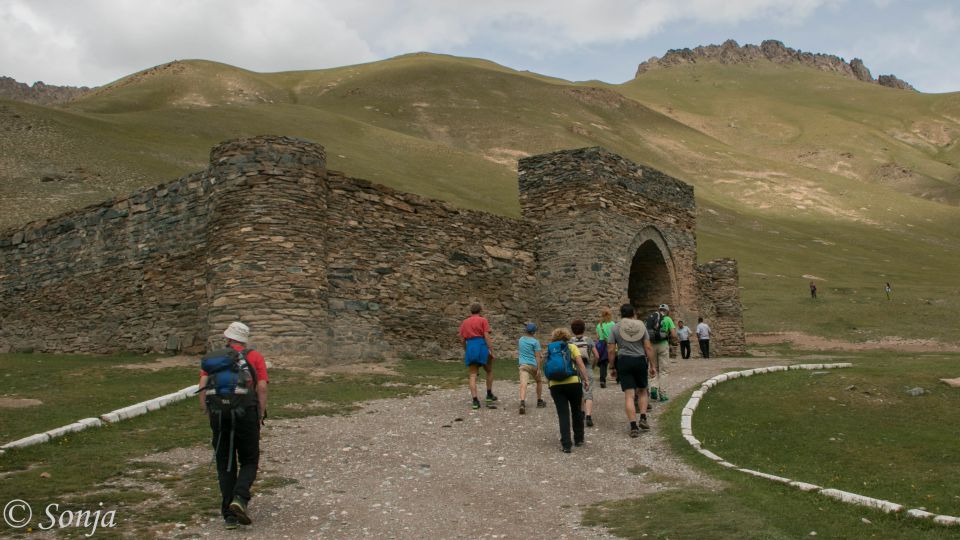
{"left": 628, "top": 240, "right": 672, "bottom": 317}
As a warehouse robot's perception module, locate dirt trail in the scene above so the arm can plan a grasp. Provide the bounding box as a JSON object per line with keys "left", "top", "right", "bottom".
{"left": 175, "top": 357, "right": 783, "bottom": 539}
{"left": 748, "top": 332, "right": 960, "bottom": 352}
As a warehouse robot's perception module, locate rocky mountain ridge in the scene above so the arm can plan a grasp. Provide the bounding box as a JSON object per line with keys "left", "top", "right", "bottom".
{"left": 0, "top": 76, "right": 92, "bottom": 105}
{"left": 636, "top": 39, "right": 914, "bottom": 90}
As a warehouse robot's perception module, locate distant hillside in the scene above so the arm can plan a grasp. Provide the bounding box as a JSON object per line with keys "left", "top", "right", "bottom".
{"left": 636, "top": 39, "right": 914, "bottom": 90}
{"left": 0, "top": 76, "right": 91, "bottom": 105}
{"left": 2, "top": 45, "right": 959, "bottom": 345}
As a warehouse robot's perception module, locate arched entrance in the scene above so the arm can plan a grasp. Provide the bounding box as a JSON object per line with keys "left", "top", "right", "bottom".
{"left": 626, "top": 227, "right": 676, "bottom": 316}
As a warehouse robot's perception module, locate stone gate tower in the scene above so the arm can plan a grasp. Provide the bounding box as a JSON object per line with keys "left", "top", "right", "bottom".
{"left": 520, "top": 147, "right": 745, "bottom": 356}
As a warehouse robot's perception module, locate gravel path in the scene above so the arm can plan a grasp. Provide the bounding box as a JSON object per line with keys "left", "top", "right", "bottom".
{"left": 185, "top": 357, "right": 781, "bottom": 539}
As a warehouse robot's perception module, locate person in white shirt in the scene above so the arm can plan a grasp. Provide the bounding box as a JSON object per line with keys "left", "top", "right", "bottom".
{"left": 676, "top": 320, "right": 692, "bottom": 359}
{"left": 695, "top": 317, "right": 711, "bottom": 359}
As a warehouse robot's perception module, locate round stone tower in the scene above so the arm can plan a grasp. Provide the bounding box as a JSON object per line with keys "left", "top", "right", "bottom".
{"left": 203, "top": 136, "right": 329, "bottom": 357}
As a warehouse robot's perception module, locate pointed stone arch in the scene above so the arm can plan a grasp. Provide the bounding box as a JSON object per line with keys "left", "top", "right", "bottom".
{"left": 626, "top": 226, "right": 678, "bottom": 316}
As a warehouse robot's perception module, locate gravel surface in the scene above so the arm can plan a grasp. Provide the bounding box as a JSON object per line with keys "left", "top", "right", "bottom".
{"left": 182, "top": 357, "right": 777, "bottom": 539}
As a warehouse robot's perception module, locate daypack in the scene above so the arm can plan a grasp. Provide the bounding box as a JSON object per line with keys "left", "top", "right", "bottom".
{"left": 570, "top": 335, "right": 594, "bottom": 367}
{"left": 544, "top": 340, "right": 578, "bottom": 381}
{"left": 646, "top": 312, "right": 666, "bottom": 342}
{"left": 201, "top": 347, "right": 258, "bottom": 413}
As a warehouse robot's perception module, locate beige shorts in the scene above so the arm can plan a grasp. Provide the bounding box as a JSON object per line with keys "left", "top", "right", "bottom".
{"left": 519, "top": 364, "right": 543, "bottom": 385}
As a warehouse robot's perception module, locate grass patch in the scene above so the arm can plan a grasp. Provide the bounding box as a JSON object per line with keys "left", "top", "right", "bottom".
{"left": 0, "top": 352, "right": 471, "bottom": 536}
{"left": 584, "top": 350, "right": 960, "bottom": 539}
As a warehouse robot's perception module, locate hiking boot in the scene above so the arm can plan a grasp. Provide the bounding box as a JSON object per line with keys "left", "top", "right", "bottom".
{"left": 228, "top": 498, "right": 251, "bottom": 525}
{"left": 650, "top": 387, "right": 659, "bottom": 400}
{"left": 585, "top": 415, "right": 594, "bottom": 427}
{"left": 224, "top": 516, "right": 239, "bottom": 530}
{"left": 599, "top": 381, "right": 606, "bottom": 388}
{"left": 629, "top": 427, "right": 640, "bottom": 438}
{"left": 486, "top": 392, "right": 498, "bottom": 403}
{"left": 574, "top": 440, "right": 585, "bottom": 447}
{"left": 472, "top": 398, "right": 481, "bottom": 410}
{"left": 519, "top": 402, "right": 525, "bottom": 415}
{"left": 536, "top": 399, "right": 547, "bottom": 408}
{"left": 562, "top": 446, "right": 572, "bottom": 453}
{"left": 658, "top": 392, "right": 669, "bottom": 402}
{"left": 638, "top": 416, "right": 650, "bottom": 430}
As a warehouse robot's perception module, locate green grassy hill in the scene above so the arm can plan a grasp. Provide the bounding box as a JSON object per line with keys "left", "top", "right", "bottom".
{"left": 2, "top": 52, "right": 959, "bottom": 344}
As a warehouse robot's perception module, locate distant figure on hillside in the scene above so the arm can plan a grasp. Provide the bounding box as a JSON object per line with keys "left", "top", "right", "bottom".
{"left": 810, "top": 282, "right": 817, "bottom": 299}
{"left": 677, "top": 320, "right": 692, "bottom": 359}
{"left": 458, "top": 303, "right": 497, "bottom": 410}
{"left": 595, "top": 309, "right": 615, "bottom": 388}
{"left": 198, "top": 322, "right": 269, "bottom": 530}
{"left": 885, "top": 282, "right": 892, "bottom": 301}
{"left": 516, "top": 322, "right": 546, "bottom": 415}
{"left": 607, "top": 304, "right": 656, "bottom": 437}
{"left": 696, "top": 317, "right": 711, "bottom": 359}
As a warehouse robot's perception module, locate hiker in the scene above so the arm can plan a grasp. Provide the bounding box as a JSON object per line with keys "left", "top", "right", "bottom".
{"left": 647, "top": 303, "right": 676, "bottom": 402}
{"left": 198, "top": 322, "right": 269, "bottom": 529}
{"left": 607, "top": 304, "right": 656, "bottom": 437}
{"left": 677, "top": 320, "right": 692, "bottom": 359}
{"left": 696, "top": 317, "right": 711, "bottom": 359}
{"left": 458, "top": 302, "right": 497, "bottom": 410}
{"left": 544, "top": 327, "right": 590, "bottom": 452}
{"left": 595, "top": 309, "right": 615, "bottom": 388}
{"left": 517, "top": 322, "right": 546, "bottom": 414}
{"left": 570, "top": 319, "right": 599, "bottom": 427}
{"left": 885, "top": 282, "right": 892, "bottom": 301}
{"left": 810, "top": 281, "right": 817, "bottom": 299}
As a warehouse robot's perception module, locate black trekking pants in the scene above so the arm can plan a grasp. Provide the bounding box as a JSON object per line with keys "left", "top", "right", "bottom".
{"left": 598, "top": 361, "right": 608, "bottom": 384}
{"left": 680, "top": 340, "right": 691, "bottom": 359}
{"left": 549, "top": 382, "right": 584, "bottom": 450}
{"left": 698, "top": 339, "right": 710, "bottom": 359}
{"left": 209, "top": 406, "right": 261, "bottom": 518}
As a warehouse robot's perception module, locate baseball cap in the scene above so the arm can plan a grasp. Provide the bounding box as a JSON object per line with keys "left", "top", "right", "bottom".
{"left": 524, "top": 322, "right": 537, "bottom": 333}
{"left": 659, "top": 303, "right": 670, "bottom": 311}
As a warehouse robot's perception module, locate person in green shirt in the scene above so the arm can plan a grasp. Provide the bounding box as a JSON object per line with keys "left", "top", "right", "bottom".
{"left": 595, "top": 308, "right": 616, "bottom": 388}
{"left": 650, "top": 303, "right": 677, "bottom": 402}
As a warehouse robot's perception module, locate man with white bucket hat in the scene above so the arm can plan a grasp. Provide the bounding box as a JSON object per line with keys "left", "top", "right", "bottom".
{"left": 198, "top": 321, "right": 269, "bottom": 529}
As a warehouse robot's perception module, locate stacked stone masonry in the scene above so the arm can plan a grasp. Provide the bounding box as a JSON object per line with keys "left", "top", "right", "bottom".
{"left": 0, "top": 136, "right": 744, "bottom": 361}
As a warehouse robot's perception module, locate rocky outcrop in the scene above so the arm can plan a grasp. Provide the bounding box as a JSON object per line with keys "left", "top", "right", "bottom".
{"left": 636, "top": 39, "right": 914, "bottom": 91}
{"left": 0, "top": 76, "right": 91, "bottom": 105}
{"left": 877, "top": 74, "right": 915, "bottom": 90}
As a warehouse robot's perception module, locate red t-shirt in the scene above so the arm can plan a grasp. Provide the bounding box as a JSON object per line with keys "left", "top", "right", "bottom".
{"left": 200, "top": 343, "right": 269, "bottom": 383}
{"left": 459, "top": 315, "right": 491, "bottom": 339}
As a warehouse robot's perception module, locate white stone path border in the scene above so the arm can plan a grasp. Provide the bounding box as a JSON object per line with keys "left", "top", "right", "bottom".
{"left": 0, "top": 385, "right": 198, "bottom": 454}
{"left": 683, "top": 363, "right": 960, "bottom": 527}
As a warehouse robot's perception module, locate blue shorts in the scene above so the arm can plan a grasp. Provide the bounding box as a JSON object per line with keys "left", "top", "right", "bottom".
{"left": 464, "top": 337, "right": 489, "bottom": 367}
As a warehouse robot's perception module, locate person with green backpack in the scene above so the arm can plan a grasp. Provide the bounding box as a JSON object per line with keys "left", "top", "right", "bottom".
{"left": 543, "top": 327, "right": 591, "bottom": 453}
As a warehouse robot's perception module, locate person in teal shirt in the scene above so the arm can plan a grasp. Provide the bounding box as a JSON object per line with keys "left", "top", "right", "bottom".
{"left": 650, "top": 304, "right": 677, "bottom": 402}
{"left": 517, "top": 323, "right": 546, "bottom": 414}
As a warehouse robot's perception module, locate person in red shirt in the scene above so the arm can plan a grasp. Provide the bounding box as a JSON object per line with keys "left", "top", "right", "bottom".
{"left": 458, "top": 303, "right": 497, "bottom": 409}
{"left": 198, "top": 322, "right": 269, "bottom": 529}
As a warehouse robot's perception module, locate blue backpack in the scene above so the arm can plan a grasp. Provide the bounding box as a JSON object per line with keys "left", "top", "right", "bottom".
{"left": 544, "top": 341, "right": 577, "bottom": 381}
{"left": 201, "top": 348, "right": 257, "bottom": 412}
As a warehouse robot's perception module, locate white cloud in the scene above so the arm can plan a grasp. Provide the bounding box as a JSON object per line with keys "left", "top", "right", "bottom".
{"left": 1, "top": 0, "right": 837, "bottom": 86}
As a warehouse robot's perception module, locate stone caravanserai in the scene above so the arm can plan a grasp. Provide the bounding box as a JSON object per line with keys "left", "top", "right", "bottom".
{"left": 0, "top": 136, "right": 745, "bottom": 361}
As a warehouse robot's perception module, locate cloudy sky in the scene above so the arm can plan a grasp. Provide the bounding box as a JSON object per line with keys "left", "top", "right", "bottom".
{"left": 1, "top": 0, "right": 957, "bottom": 93}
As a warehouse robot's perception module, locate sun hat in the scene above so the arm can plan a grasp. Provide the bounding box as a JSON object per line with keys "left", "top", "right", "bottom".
{"left": 525, "top": 322, "right": 537, "bottom": 333}
{"left": 658, "top": 303, "right": 670, "bottom": 311}
{"left": 224, "top": 321, "right": 250, "bottom": 343}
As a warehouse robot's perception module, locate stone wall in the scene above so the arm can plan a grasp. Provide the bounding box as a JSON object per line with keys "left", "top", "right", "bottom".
{"left": 0, "top": 170, "right": 213, "bottom": 353}
{"left": 323, "top": 173, "right": 535, "bottom": 361}
{"left": 0, "top": 136, "right": 744, "bottom": 360}
{"left": 695, "top": 259, "right": 747, "bottom": 356}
